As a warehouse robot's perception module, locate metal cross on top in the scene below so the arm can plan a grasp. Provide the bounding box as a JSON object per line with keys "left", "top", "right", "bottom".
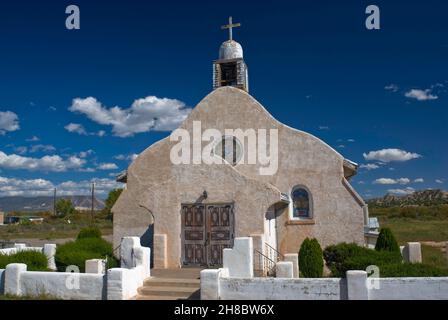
{"left": 221, "top": 16, "right": 241, "bottom": 41}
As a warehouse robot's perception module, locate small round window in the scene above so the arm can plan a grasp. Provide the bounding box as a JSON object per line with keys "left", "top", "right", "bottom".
{"left": 214, "top": 136, "right": 243, "bottom": 165}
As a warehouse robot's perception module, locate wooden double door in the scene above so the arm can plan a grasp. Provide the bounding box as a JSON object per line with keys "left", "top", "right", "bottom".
{"left": 181, "top": 203, "right": 234, "bottom": 267}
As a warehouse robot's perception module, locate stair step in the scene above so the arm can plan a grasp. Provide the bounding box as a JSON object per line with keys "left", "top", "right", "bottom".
{"left": 135, "top": 295, "right": 184, "bottom": 300}
{"left": 138, "top": 286, "right": 199, "bottom": 297}
{"left": 144, "top": 277, "right": 200, "bottom": 288}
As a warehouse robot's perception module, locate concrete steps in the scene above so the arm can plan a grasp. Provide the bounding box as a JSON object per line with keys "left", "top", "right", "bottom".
{"left": 136, "top": 277, "right": 200, "bottom": 300}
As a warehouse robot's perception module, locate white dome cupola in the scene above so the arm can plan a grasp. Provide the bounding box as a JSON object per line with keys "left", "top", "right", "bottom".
{"left": 219, "top": 40, "right": 243, "bottom": 60}
{"left": 212, "top": 17, "right": 249, "bottom": 92}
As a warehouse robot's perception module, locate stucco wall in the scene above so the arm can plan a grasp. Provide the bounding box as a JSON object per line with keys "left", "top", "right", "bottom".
{"left": 201, "top": 267, "right": 448, "bottom": 300}
{"left": 369, "top": 278, "right": 448, "bottom": 300}
{"left": 113, "top": 86, "right": 365, "bottom": 266}
{"left": 220, "top": 277, "right": 345, "bottom": 300}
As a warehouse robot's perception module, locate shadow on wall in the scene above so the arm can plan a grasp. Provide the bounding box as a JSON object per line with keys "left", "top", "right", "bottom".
{"left": 140, "top": 224, "right": 154, "bottom": 268}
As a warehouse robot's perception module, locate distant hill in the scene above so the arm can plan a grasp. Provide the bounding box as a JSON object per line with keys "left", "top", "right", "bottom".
{"left": 0, "top": 196, "right": 105, "bottom": 213}
{"left": 367, "top": 189, "right": 448, "bottom": 208}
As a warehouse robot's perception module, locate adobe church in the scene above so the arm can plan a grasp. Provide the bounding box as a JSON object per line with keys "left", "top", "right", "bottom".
{"left": 112, "top": 18, "right": 370, "bottom": 269}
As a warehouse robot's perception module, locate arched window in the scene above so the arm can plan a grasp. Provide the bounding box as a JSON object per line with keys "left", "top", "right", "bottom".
{"left": 214, "top": 136, "right": 243, "bottom": 165}
{"left": 291, "top": 186, "right": 312, "bottom": 219}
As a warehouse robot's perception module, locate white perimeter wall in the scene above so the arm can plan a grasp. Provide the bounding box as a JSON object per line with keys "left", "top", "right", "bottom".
{"left": 220, "top": 277, "right": 345, "bottom": 300}
{"left": 369, "top": 278, "right": 448, "bottom": 300}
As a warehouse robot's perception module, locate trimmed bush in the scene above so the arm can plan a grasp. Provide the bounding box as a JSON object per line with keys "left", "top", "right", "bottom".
{"left": 379, "top": 263, "right": 448, "bottom": 277}
{"left": 77, "top": 226, "right": 102, "bottom": 240}
{"left": 375, "top": 228, "right": 400, "bottom": 253}
{"left": 324, "top": 242, "right": 402, "bottom": 277}
{"left": 0, "top": 251, "right": 49, "bottom": 271}
{"left": 298, "top": 238, "right": 323, "bottom": 278}
{"left": 55, "top": 237, "right": 118, "bottom": 272}
{"left": 322, "top": 242, "right": 448, "bottom": 277}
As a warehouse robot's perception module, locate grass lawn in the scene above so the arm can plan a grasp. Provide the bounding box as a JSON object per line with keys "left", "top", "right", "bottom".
{"left": 0, "top": 212, "right": 112, "bottom": 241}
{"left": 378, "top": 218, "right": 448, "bottom": 243}
{"left": 376, "top": 217, "right": 448, "bottom": 268}
{"left": 422, "top": 244, "right": 448, "bottom": 269}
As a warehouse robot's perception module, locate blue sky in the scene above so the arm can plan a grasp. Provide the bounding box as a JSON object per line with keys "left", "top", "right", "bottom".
{"left": 0, "top": 0, "right": 447, "bottom": 198}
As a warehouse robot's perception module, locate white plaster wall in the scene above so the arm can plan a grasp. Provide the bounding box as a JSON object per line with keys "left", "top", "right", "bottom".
{"left": 18, "top": 271, "right": 106, "bottom": 300}
{"left": 219, "top": 277, "right": 345, "bottom": 300}
{"left": 369, "top": 278, "right": 448, "bottom": 300}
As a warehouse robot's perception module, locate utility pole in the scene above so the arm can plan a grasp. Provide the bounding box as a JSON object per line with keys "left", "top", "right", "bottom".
{"left": 53, "top": 188, "right": 57, "bottom": 216}
{"left": 91, "top": 182, "right": 95, "bottom": 224}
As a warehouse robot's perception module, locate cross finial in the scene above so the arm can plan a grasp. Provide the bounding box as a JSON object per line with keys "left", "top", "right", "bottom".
{"left": 221, "top": 16, "right": 241, "bottom": 41}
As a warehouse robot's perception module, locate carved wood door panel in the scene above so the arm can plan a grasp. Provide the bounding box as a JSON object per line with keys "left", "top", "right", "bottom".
{"left": 182, "top": 204, "right": 206, "bottom": 266}
{"left": 181, "top": 203, "right": 234, "bottom": 267}
{"left": 206, "top": 204, "right": 234, "bottom": 266}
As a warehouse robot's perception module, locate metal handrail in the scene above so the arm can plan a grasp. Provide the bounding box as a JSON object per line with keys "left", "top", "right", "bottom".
{"left": 265, "top": 242, "right": 284, "bottom": 262}
{"left": 254, "top": 249, "right": 276, "bottom": 277}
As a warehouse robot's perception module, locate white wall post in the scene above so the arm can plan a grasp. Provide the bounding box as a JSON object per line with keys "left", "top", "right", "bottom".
{"left": 276, "top": 261, "right": 293, "bottom": 278}
{"left": 5, "top": 263, "right": 27, "bottom": 296}
{"left": 134, "top": 246, "right": 151, "bottom": 279}
{"left": 346, "top": 270, "right": 368, "bottom": 300}
{"left": 223, "top": 237, "right": 253, "bottom": 278}
{"left": 283, "top": 253, "right": 299, "bottom": 278}
{"left": 43, "top": 244, "right": 57, "bottom": 271}
{"left": 107, "top": 268, "right": 126, "bottom": 300}
{"left": 120, "top": 237, "right": 141, "bottom": 268}
{"left": 200, "top": 268, "right": 226, "bottom": 300}
{"left": 86, "top": 259, "right": 105, "bottom": 274}
{"left": 403, "top": 242, "right": 422, "bottom": 263}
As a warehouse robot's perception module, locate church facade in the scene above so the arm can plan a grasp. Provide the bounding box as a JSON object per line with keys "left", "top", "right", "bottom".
{"left": 112, "top": 19, "right": 369, "bottom": 269}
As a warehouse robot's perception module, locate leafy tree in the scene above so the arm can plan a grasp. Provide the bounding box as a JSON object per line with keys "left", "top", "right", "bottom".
{"left": 102, "top": 188, "right": 123, "bottom": 220}
{"left": 375, "top": 228, "right": 400, "bottom": 253}
{"left": 298, "top": 238, "right": 324, "bottom": 278}
{"left": 55, "top": 199, "right": 75, "bottom": 217}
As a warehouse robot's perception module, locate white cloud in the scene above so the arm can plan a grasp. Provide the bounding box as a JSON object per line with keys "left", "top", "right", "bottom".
{"left": 0, "top": 111, "right": 20, "bottom": 135}
{"left": 385, "top": 84, "right": 399, "bottom": 92}
{"left": 114, "top": 153, "right": 139, "bottom": 161}
{"left": 0, "top": 176, "right": 54, "bottom": 197}
{"left": 347, "top": 139, "right": 355, "bottom": 143}
{"left": 414, "top": 178, "right": 424, "bottom": 183}
{"left": 387, "top": 187, "right": 415, "bottom": 195}
{"left": 318, "top": 126, "right": 329, "bottom": 130}
{"left": 69, "top": 96, "right": 191, "bottom": 137}
{"left": 436, "top": 179, "right": 444, "bottom": 184}
{"left": 363, "top": 148, "right": 421, "bottom": 162}
{"left": 14, "top": 146, "right": 28, "bottom": 155}
{"left": 98, "top": 163, "right": 118, "bottom": 170}
{"left": 373, "top": 178, "right": 410, "bottom": 185}
{"left": 360, "top": 163, "right": 380, "bottom": 170}
{"left": 0, "top": 151, "right": 85, "bottom": 172}
{"left": 29, "top": 144, "right": 56, "bottom": 153}
{"left": 26, "top": 136, "right": 40, "bottom": 142}
{"left": 65, "top": 123, "right": 87, "bottom": 135}
{"left": 65, "top": 123, "right": 105, "bottom": 137}
{"left": 97, "top": 130, "right": 106, "bottom": 137}
{"left": 0, "top": 176, "right": 121, "bottom": 197}
{"left": 404, "top": 89, "right": 438, "bottom": 101}
{"left": 78, "top": 150, "right": 94, "bottom": 158}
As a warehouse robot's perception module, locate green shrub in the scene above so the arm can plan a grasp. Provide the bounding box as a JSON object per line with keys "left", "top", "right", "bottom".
{"left": 380, "top": 263, "right": 448, "bottom": 277}
{"left": 77, "top": 226, "right": 102, "bottom": 240}
{"left": 0, "top": 251, "right": 49, "bottom": 271}
{"left": 375, "top": 228, "right": 400, "bottom": 253}
{"left": 323, "top": 242, "right": 402, "bottom": 277}
{"left": 298, "top": 238, "right": 323, "bottom": 278}
{"left": 55, "top": 237, "right": 118, "bottom": 272}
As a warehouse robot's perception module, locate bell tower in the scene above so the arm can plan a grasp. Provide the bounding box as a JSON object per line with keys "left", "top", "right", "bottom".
{"left": 213, "top": 17, "right": 249, "bottom": 92}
